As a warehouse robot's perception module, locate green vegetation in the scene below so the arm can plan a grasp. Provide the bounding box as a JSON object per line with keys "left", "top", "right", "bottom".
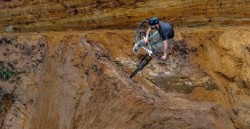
{"left": 0, "top": 64, "right": 21, "bottom": 82}
{"left": 92, "top": 65, "right": 98, "bottom": 73}
{"left": 0, "top": 67, "right": 11, "bottom": 80}
{"left": 13, "top": 69, "right": 19, "bottom": 76}
{"left": 11, "top": 95, "right": 16, "bottom": 103}
{"left": 0, "top": 102, "right": 3, "bottom": 113}
{"left": 13, "top": 69, "right": 21, "bottom": 80}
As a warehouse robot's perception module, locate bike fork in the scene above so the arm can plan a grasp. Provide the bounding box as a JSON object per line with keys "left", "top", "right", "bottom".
{"left": 137, "top": 54, "right": 150, "bottom": 66}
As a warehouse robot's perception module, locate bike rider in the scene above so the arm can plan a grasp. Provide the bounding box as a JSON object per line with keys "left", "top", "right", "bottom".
{"left": 133, "top": 16, "right": 174, "bottom": 60}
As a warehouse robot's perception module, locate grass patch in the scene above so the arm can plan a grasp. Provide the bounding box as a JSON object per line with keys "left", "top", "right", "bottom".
{"left": 0, "top": 102, "right": 3, "bottom": 113}
{"left": 92, "top": 65, "right": 98, "bottom": 73}
{"left": 11, "top": 95, "right": 16, "bottom": 103}
{"left": 13, "top": 69, "right": 20, "bottom": 76}
{"left": 0, "top": 64, "right": 21, "bottom": 82}
{"left": 0, "top": 67, "right": 11, "bottom": 80}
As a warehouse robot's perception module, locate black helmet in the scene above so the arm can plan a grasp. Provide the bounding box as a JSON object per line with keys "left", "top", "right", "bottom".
{"left": 148, "top": 17, "right": 159, "bottom": 25}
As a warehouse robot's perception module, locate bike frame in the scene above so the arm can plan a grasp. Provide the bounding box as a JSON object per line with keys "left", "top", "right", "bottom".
{"left": 141, "top": 36, "right": 159, "bottom": 57}
{"left": 129, "top": 20, "right": 161, "bottom": 78}
{"left": 142, "top": 45, "right": 153, "bottom": 56}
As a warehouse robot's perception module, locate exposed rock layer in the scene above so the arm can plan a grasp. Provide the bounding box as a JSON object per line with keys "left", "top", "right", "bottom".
{"left": 0, "top": 0, "right": 249, "bottom": 32}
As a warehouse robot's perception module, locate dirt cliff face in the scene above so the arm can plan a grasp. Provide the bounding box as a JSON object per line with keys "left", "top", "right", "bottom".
{"left": 0, "top": 32, "right": 234, "bottom": 129}
{"left": 0, "top": 27, "right": 249, "bottom": 129}
{"left": 0, "top": 0, "right": 249, "bottom": 32}
{"left": 82, "top": 27, "right": 250, "bottom": 128}
{"left": 0, "top": 0, "right": 250, "bottom": 129}
{"left": 183, "top": 27, "right": 250, "bottom": 128}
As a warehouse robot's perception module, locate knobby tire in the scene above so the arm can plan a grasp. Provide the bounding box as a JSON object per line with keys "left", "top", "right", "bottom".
{"left": 130, "top": 55, "right": 151, "bottom": 78}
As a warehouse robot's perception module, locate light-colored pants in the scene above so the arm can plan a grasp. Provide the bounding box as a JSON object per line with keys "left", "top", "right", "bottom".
{"left": 136, "top": 31, "right": 173, "bottom": 52}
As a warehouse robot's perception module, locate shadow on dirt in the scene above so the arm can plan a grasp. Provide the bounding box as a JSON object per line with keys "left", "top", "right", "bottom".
{"left": 149, "top": 39, "right": 218, "bottom": 94}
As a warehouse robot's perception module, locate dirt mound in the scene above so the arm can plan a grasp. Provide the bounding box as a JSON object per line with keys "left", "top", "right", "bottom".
{"left": 79, "top": 27, "right": 250, "bottom": 129}
{"left": 0, "top": 31, "right": 236, "bottom": 129}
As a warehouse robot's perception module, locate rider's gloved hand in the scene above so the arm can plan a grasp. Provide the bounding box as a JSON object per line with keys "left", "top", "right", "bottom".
{"left": 161, "top": 54, "right": 167, "bottom": 60}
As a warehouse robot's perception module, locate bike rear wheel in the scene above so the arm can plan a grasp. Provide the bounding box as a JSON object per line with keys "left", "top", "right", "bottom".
{"left": 135, "top": 20, "right": 153, "bottom": 43}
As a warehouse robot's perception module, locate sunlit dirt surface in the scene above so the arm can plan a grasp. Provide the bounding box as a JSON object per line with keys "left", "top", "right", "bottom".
{"left": 0, "top": 26, "right": 249, "bottom": 129}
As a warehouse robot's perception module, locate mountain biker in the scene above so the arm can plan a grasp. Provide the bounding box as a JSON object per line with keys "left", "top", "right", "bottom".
{"left": 133, "top": 16, "right": 174, "bottom": 60}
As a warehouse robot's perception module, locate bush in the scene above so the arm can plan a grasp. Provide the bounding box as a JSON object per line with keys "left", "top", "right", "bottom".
{"left": 0, "top": 67, "right": 11, "bottom": 80}
{"left": 92, "top": 65, "right": 98, "bottom": 73}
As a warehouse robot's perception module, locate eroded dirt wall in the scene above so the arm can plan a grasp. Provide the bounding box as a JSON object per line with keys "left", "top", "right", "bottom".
{"left": 0, "top": 0, "right": 249, "bottom": 32}
{"left": 183, "top": 27, "right": 250, "bottom": 128}
{"left": 0, "top": 31, "right": 236, "bottom": 129}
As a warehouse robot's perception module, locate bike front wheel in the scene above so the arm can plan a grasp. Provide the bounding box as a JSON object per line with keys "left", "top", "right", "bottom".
{"left": 130, "top": 55, "right": 152, "bottom": 78}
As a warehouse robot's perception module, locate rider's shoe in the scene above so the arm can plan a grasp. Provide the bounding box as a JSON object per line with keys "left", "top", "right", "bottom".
{"left": 133, "top": 44, "right": 139, "bottom": 54}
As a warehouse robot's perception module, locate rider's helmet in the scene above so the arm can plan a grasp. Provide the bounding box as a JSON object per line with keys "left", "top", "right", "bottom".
{"left": 148, "top": 17, "right": 159, "bottom": 26}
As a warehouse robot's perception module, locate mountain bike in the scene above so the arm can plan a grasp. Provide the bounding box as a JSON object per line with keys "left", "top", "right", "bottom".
{"left": 130, "top": 20, "right": 161, "bottom": 78}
